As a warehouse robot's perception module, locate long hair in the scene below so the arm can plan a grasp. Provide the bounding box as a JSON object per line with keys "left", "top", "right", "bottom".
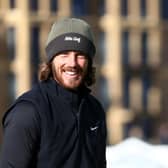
{"left": 38, "top": 57, "right": 96, "bottom": 87}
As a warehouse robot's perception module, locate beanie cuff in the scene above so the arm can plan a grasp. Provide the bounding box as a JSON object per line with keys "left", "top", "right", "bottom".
{"left": 45, "top": 33, "right": 96, "bottom": 61}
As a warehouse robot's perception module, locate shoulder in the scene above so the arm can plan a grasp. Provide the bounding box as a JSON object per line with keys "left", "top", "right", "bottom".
{"left": 15, "top": 82, "right": 48, "bottom": 108}
{"left": 87, "top": 94, "right": 105, "bottom": 118}
{"left": 3, "top": 101, "right": 40, "bottom": 130}
{"left": 19, "top": 83, "right": 42, "bottom": 102}
{"left": 2, "top": 83, "right": 43, "bottom": 127}
{"left": 87, "top": 94, "right": 104, "bottom": 109}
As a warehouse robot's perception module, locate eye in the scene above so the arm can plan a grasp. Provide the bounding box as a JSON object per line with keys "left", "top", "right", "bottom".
{"left": 59, "top": 52, "right": 68, "bottom": 57}
{"left": 76, "top": 53, "right": 87, "bottom": 59}
{"left": 77, "top": 55, "right": 85, "bottom": 59}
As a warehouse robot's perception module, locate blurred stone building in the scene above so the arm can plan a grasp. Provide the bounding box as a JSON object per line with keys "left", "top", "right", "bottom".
{"left": 0, "top": 0, "right": 168, "bottom": 144}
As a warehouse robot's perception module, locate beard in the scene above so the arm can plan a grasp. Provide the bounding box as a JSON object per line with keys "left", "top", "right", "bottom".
{"left": 52, "top": 65, "right": 87, "bottom": 90}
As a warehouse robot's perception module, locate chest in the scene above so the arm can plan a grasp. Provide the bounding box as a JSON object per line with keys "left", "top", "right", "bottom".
{"left": 36, "top": 95, "right": 105, "bottom": 168}
{"left": 40, "top": 97, "right": 103, "bottom": 149}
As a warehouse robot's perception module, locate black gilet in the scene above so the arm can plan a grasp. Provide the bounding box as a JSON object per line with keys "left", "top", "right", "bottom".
{"left": 2, "top": 79, "right": 106, "bottom": 168}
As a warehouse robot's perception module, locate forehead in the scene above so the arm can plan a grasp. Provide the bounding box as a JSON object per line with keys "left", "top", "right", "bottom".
{"left": 52, "top": 50, "right": 88, "bottom": 59}
{"left": 59, "top": 50, "right": 87, "bottom": 55}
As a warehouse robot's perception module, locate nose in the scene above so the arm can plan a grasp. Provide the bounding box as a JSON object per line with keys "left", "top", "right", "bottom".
{"left": 68, "top": 52, "right": 77, "bottom": 67}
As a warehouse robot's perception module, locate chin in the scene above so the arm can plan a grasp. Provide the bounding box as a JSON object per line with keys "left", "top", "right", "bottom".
{"left": 62, "top": 80, "right": 82, "bottom": 90}
{"left": 63, "top": 84, "right": 80, "bottom": 90}
{"left": 55, "top": 76, "right": 84, "bottom": 90}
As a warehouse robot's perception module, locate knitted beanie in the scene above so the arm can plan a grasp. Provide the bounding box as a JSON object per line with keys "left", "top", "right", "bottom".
{"left": 45, "top": 18, "right": 96, "bottom": 61}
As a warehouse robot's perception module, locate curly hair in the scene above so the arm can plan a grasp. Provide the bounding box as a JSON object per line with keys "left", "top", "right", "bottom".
{"left": 38, "top": 58, "right": 96, "bottom": 87}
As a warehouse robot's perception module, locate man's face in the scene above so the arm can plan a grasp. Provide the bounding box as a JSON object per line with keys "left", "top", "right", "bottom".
{"left": 52, "top": 51, "right": 88, "bottom": 90}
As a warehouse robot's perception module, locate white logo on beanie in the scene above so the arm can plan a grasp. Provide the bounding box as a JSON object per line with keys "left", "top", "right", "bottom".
{"left": 64, "top": 36, "right": 81, "bottom": 43}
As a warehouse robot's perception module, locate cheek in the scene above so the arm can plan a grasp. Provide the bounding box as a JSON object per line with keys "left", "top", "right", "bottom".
{"left": 51, "top": 62, "right": 60, "bottom": 77}
{"left": 52, "top": 62, "right": 56, "bottom": 72}
{"left": 79, "top": 59, "right": 88, "bottom": 69}
{"left": 83, "top": 61, "right": 89, "bottom": 72}
{"left": 52, "top": 59, "right": 62, "bottom": 71}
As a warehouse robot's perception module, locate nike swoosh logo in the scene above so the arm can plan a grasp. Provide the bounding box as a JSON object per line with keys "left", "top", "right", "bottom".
{"left": 90, "top": 126, "right": 99, "bottom": 131}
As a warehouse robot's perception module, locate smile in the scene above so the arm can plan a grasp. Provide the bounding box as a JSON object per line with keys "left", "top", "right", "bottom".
{"left": 64, "top": 70, "right": 80, "bottom": 77}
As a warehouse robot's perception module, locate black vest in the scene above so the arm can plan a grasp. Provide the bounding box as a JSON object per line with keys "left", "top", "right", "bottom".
{"left": 3, "top": 79, "right": 106, "bottom": 168}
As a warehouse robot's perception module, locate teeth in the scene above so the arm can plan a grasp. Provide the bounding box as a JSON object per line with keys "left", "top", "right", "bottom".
{"left": 65, "top": 71, "right": 77, "bottom": 75}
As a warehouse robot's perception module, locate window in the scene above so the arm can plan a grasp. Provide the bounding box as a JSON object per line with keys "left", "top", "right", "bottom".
{"left": 140, "top": 0, "right": 146, "bottom": 17}
{"left": 50, "top": 0, "right": 57, "bottom": 12}
{"left": 142, "top": 72, "right": 151, "bottom": 111}
{"left": 9, "top": 0, "right": 15, "bottom": 9}
{"left": 30, "top": 26, "right": 40, "bottom": 85}
{"left": 72, "top": 0, "right": 87, "bottom": 16}
{"left": 97, "top": 75, "right": 110, "bottom": 111}
{"left": 122, "top": 31, "right": 129, "bottom": 65}
{"left": 123, "top": 73, "right": 130, "bottom": 108}
{"left": 98, "top": 0, "right": 105, "bottom": 15}
{"left": 162, "top": 29, "right": 168, "bottom": 65}
{"left": 161, "top": 0, "right": 168, "bottom": 19}
{"left": 97, "top": 31, "right": 106, "bottom": 65}
{"left": 141, "top": 32, "right": 148, "bottom": 65}
{"left": 121, "top": 0, "right": 128, "bottom": 16}
{"left": 72, "top": 0, "right": 104, "bottom": 16}
{"left": 8, "top": 72, "right": 16, "bottom": 103}
{"left": 29, "top": 0, "right": 38, "bottom": 11}
{"left": 6, "top": 27, "right": 16, "bottom": 61}
{"left": 122, "top": 31, "right": 130, "bottom": 108}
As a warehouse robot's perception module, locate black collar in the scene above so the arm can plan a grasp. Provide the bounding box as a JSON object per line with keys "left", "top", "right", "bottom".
{"left": 45, "top": 79, "right": 91, "bottom": 110}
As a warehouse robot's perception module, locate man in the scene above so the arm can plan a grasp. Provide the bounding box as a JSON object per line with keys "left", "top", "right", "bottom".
{"left": 0, "top": 18, "right": 107, "bottom": 168}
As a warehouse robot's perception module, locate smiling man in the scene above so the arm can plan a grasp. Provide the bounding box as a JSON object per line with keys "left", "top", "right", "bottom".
{"left": 0, "top": 18, "right": 107, "bottom": 168}
{"left": 52, "top": 51, "right": 88, "bottom": 90}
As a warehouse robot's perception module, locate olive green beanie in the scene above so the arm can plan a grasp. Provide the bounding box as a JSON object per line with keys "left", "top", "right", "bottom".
{"left": 45, "top": 18, "right": 96, "bottom": 61}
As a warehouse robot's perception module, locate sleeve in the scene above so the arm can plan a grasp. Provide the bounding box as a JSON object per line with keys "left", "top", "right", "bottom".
{"left": 97, "top": 105, "right": 107, "bottom": 168}
{"left": 0, "top": 101, "right": 41, "bottom": 168}
{"left": 98, "top": 120, "right": 107, "bottom": 168}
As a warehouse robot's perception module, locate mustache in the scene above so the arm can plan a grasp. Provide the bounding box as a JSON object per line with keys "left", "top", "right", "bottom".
{"left": 63, "top": 66, "right": 83, "bottom": 73}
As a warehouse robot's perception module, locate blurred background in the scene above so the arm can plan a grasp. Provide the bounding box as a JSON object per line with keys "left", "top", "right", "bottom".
{"left": 0, "top": 0, "right": 168, "bottom": 146}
